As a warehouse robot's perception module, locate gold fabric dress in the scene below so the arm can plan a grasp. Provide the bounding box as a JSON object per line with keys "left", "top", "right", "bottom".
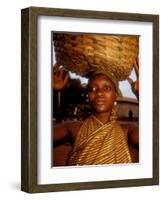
{"left": 68, "top": 115, "right": 132, "bottom": 165}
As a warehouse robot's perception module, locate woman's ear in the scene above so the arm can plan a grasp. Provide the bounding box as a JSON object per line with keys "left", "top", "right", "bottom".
{"left": 114, "top": 92, "right": 118, "bottom": 101}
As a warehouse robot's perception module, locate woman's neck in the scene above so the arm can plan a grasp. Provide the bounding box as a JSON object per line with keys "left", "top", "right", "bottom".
{"left": 93, "top": 111, "right": 111, "bottom": 124}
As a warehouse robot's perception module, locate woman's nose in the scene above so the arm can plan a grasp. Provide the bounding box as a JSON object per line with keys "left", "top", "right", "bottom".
{"left": 96, "top": 88, "right": 104, "bottom": 96}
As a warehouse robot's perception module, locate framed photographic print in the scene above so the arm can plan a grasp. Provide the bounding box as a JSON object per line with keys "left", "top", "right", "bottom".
{"left": 21, "top": 7, "right": 159, "bottom": 193}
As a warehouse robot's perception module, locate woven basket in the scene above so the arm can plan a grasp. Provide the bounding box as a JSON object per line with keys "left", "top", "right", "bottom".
{"left": 53, "top": 33, "right": 139, "bottom": 81}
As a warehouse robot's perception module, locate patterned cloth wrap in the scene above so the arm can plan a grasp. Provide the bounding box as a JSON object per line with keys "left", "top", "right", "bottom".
{"left": 68, "top": 115, "right": 132, "bottom": 165}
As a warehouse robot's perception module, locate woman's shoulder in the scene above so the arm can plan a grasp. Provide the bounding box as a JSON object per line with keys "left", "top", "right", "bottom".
{"left": 118, "top": 121, "right": 139, "bottom": 146}
{"left": 64, "top": 120, "right": 84, "bottom": 141}
{"left": 118, "top": 121, "right": 138, "bottom": 130}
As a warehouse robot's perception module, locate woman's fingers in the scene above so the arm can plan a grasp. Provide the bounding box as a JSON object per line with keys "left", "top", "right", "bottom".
{"left": 127, "top": 77, "right": 139, "bottom": 99}
{"left": 58, "top": 69, "right": 65, "bottom": 79}
{"left": 53, "top": 64, "right": 64, "bottom": 78}
{"left": 63, "top": 73, "right": 69, "bottom": 85}
{"left": 53, "top": 63, "right": 69, "bottom": 90}
{"left": 127, "top": 77, "right": 136, "bottom": 94}
{"left": 134, "top": 58, "right": 139, "bottom": 78}
{"left": 53, "top": 63, "right": 61, "bottom": 71}
{"left": 127, "top": 77, "right": 134, "bottom": 86}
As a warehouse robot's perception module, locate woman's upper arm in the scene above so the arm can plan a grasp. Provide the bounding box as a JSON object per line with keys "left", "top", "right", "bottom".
{"left": 53, "top": 123, "right": 69, "bottom": 144}
{"left": 53, "top": 121, "right": 83, "bottom": 144}
{"left": 128, "top": 124, "right": 139, "bottom": 147}
{"left": 67, "top": 121, "right": 83, "bottom": 142}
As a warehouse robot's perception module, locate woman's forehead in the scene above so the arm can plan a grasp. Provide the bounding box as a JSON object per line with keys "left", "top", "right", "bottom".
{"left": 88, "top": 74, "right": 114, "bottom": 85}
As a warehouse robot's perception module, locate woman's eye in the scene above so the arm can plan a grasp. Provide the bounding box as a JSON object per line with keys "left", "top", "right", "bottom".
{"left": 103, "top": 85, "right": 111, "bottom": 91}
{"left": 88, "top": 85, "right": 112, "bottom": 93}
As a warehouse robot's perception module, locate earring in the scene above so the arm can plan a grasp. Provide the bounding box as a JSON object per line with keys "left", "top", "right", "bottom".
{"left": 110, "top": 101, "right": 118, "bottom": 122}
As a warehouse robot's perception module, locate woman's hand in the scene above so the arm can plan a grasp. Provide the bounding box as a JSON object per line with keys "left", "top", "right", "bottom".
{"left": 127, "top": 58, "right": 139, "bottom": 100}
{"left": 53, "top": 64, "right": 69, "bottom": 91}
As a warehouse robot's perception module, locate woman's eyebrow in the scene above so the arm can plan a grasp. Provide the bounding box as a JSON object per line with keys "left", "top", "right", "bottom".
{"left": 90, "top": 81, "right": 111, "bottom": 85}
{"left": 101, "top": 82, "right": 113, "bottom": 86}
{"left": 88, "top": 83, "right": 113, "bottom": 89}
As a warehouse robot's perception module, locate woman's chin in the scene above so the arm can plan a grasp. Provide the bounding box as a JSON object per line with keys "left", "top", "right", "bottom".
{"left": 94, "top": 107, "right": 111, "bottom": 114}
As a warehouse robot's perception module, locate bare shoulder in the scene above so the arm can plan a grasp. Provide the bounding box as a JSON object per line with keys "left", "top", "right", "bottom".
{"left": 128, "top": 123, "right": 139, "bottom": 146}
{"left": 119, "top": 122, "right": 139, "bottom": 162}
{"left": 54, "top": 120, "right": 83, "bottom": 144}
{"left": 119, "top": 122, "right": 139, "bottom": 146}
{"left": 65, "top": 121, "right": 83, "bottom": 142}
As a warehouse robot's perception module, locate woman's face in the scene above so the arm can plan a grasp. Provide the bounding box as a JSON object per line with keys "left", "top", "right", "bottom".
{"left": 87, "top": 74, "right": 117, "bottom": 113}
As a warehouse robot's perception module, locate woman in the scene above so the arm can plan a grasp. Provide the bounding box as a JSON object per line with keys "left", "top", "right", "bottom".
{"left": 53, "top": 64, "right": 139, "bottom": 166}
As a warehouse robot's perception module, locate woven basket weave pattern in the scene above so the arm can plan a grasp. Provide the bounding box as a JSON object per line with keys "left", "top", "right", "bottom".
{"left": 53, "top": 34, "right": 139, "bottom": 81}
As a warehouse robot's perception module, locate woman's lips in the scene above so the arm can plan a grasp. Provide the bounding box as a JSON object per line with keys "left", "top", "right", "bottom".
{"left": 94, "top": 98, "right": 105, "bottom": 105}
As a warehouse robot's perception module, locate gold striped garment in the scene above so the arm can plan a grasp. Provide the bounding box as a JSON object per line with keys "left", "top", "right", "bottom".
{"left": 68, "top": 115, "right": 132, "bottom": 165}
